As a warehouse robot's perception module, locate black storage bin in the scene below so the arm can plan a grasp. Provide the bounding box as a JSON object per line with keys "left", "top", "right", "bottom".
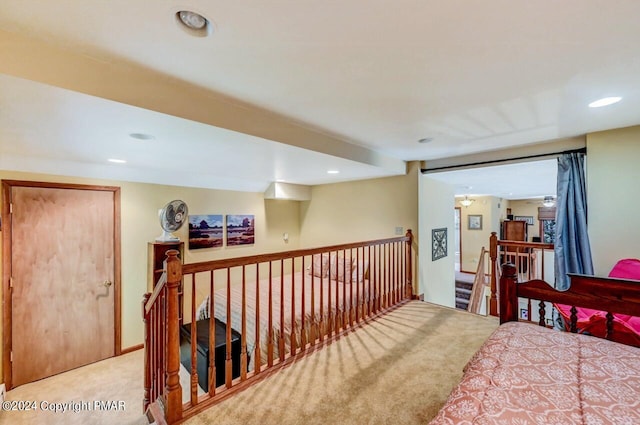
{"left": 179, "top": 318, "right": 245, "bottom": 390}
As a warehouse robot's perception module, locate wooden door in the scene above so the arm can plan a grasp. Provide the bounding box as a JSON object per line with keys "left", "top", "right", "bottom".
{"left": 3, "top": 182, "right": 120, "bottom": 387}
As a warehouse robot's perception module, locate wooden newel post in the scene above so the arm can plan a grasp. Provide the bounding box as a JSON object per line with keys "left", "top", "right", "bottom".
{"left": 164, "top": 250, "right": 183, "bottom": 423}
{"left": 405, "top": 229, "right": 413, "bottom": 299}
{"left": 142, "top": 293, "right": 151, "bottom": 413}
{"left": 499, "top": 263, "right": 518, "bottom": 324}
{"left": 489, "top": 232, "right": 498, "bottom": 316}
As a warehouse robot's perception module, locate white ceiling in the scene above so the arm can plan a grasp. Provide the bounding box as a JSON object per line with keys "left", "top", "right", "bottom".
{"left": 426, "top": 159, "right": 557, "bottom": 200}
{"left": 1, "top": 1, "right": 639, "bottom": 195}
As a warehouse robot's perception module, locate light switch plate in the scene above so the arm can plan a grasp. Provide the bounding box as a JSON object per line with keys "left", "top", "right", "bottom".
{"left": 395, "top": 226, "right": 403, "bottom": 235}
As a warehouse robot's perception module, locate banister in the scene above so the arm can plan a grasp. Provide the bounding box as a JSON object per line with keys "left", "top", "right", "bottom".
{"left": 497, "top": 240, "right": 554, "bottom": 250}
{"left": 490, "top": 234, "right": 555, "bottom": 317}
{"left": 405, "top": 229, "right": 413, "bottom": 299}
{"left": 183, "top": 232, "right": 412, "bottom": 274}
{"left": 144, "top": 271, "right": 167, "bottom": 315}
{"left": 467, "top": 247, "right": 488, "bottom": 314}
{"left": 489, "top": 232, "right": 498, "bottom": 316}
{"left": 164, "top": 250, "right": 183, "bottom": 424}
{"left": 145, "top": 233, "right": 415, "bottom": 423}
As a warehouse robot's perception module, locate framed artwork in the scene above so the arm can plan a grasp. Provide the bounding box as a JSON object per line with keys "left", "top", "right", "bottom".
{"left": 188, "top": 214, "right": 223, "bottom": 249}
{"left": 432, "top": 228, "right": 447, "bottom": 261}
{"left": 468, "top": 214, "right": 483, "bottom": 230}
{"left": 520, "top": 308, "right": 529, "bottom": 320}
{"left": 227, "top": 214, "right": 255, "bottom": 246}
{"left": 515, "top": 215, "right": 534, "bottom": 225}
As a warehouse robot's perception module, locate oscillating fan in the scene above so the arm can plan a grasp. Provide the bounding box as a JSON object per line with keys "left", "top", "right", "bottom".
{"left": 156, "top": 200, "right": 188, "bottom": 242}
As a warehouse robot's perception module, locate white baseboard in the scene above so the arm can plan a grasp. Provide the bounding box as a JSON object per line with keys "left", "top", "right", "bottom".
{"left": 0, "top": 383, "right": 6, "bottom": 403}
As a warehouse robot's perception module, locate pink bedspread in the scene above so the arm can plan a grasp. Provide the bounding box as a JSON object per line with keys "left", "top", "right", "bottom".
{"left": 430, "top": 322, "right": 640, "bottom": 424}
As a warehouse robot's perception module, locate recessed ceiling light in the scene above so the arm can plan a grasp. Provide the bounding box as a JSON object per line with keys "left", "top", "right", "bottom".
{"left": 327, "top": 170, "right": 340, "bottom": 174}
{"left": 108, "top": 158, "right": 127, "bottom": 164}
{"left": 175, "top": 10, "right": 213, "bottom": 37}
{"left": 129, "top": 132, "right": 155, "bottom": 140}
{"left": 588, "top": 96, "right": 622, "bottom": 108}
{"left": 179, "top": 11, "right": 207, "bottom": 29}
{"left": 418, "top": 137, "right": 434, "bottom": 144}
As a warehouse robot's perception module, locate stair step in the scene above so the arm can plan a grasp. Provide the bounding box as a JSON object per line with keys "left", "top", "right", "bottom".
{"left": 455, "top": 296, "right": 470, "bottom": 306}
{"left": 456, "top": 287, "right": 472, "bottom": 296}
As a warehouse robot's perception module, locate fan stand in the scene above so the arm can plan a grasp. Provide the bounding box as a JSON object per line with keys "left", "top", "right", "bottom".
{"left": 156, "top": 230, "right": 180, "bottom": 242}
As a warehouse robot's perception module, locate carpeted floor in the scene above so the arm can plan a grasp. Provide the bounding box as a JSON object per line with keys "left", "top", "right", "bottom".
{"left": 185, "top": 301, "right": 498, "bottom": 425}
{"left": 0, "top": 301, "right": 498, "bottom": 425}
{"left": 0, "top": 349, "right": 147, "bottom": 425}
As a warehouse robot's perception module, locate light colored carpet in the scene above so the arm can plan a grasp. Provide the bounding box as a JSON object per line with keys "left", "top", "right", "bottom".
{"left": 0, "top": 350, "right": 147, "bottom": 425}
{"left": 185, "top": 301, "right": 498, "bottom": 425}
{"left": 0, "top": 301, "right": 498, "bottom": 425}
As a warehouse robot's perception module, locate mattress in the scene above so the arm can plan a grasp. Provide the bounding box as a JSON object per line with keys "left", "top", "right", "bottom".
{"left": 430, "top": 321, "right": 640, "bottom": 424}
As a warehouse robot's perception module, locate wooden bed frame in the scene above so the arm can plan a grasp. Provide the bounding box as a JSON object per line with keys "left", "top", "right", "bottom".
{"left": 500, "top": 262, "right": 640, "bottom": 329}
{"left": 429, "top": 240, "right": 640, "bottom": 424}
{"left": 143, "top": 231, "right": 414, "bottom": 424}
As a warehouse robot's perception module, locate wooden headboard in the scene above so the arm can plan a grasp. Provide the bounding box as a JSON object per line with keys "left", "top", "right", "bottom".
{"left": 499, "top": 263, "right": 640, "bottom": 329}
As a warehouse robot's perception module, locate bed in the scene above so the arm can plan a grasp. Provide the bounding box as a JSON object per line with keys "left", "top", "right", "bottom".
{"left": 192, "top": 257, "right": 372, "bottom": 371}
{"left": 430, "top": 261, "right": 640, "bottom": 424}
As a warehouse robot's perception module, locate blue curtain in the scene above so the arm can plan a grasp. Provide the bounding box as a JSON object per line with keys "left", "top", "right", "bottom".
{"left": 554, "top": 152, "right": 594, "bottom": 290}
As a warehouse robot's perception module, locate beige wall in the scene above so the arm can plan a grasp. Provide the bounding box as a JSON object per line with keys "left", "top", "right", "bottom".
{"left": 419, "top": 176, "right": 455, "bottom": 307}
{"left": 508, "top": 199, "right": 542, "bottom": 241}
{"left": 458, "top": 196, "right": 500, "bottom": 273}
{"left": 0, "top": 170, "right": 301, "bottom": 382}
{"left": 587, "top": 125, "right": 640, "bottom": 275}
{"left": 0, "top": 163, "right": 418, "bottom": 383}
{"left": 299, "top": 163, "right": 418, "bottom": 239}
{"left": 298, "top": 162, "right": 419, "bottom": 291}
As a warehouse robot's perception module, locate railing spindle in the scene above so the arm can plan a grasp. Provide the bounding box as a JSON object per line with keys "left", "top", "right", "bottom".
{"left": 343, "top": 250, "right": 348, "bottom": 329}
{"left": 376, "top": 244, "right": 381, "bottom": 313}
{"left": 301, "top": 256, "right": 307, "bottom": 349}
{"left": 226, "top": 269, "right": 232, "bottom": 388}
{"left": 319, "top": 255, "right": 324, "bottom": 342}
{"left": 268, "top": 261, "right": 274, "bottom": 367}
{"left": 279, "top": 259, "right": 285, "bottom": 362}
{"left": 356, "top": 247, "right": 361, "bottom": 323}
{"left": 254, "top": 264, "right": 261, "bottom": 374}
{"left": 310, "top": 255, "right": 316, "bottom": 345}
{"left": 290, "top": 258, "right": 297, "bottom": 356}
{"left": 333, "top": 250, "right": 346, "bottom": 334}
{"left": 209, "top": 270, "right": 216, "bottom": 394}
{"left": 366, "top": 246, "right": 371, "bottom": 317}
{"left": 190, "top": 274, "right": 198, "bottom": 404}
{"left": 241, "top": 265, "right": 247, "bottom": 380}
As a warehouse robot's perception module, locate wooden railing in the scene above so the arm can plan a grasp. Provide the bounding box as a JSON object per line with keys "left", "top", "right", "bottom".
{"left": 143, "top": 231, "right": 414, "bottom": 423}
{"left": 466, "top": 247, "right": 489, "bottom": 314}
{"left": 142, "top": 252, "right": 183, "bottom": 423}
{"left": 489, "top": 232, "right": 554, "bottom": 316}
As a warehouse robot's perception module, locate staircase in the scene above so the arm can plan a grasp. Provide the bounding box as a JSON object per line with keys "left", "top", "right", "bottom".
{"left": 455, "top": 276, "right": 473, "bottom": 310}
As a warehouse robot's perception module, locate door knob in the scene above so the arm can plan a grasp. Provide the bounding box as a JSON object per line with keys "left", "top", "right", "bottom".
{"left": 102, "top": 280, "right": 113, "bottom": 287}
